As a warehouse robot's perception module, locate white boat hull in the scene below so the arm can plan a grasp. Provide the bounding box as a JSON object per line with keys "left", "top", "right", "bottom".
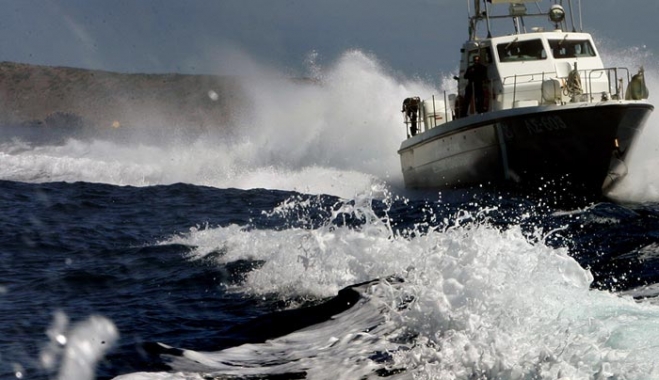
{"left": 398, "top": 101, "right": 654, "bottom": 193}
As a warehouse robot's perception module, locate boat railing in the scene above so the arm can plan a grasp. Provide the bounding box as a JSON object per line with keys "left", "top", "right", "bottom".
{"left": 496, "top": 66, "right": 633, "bottom": 110}
{"left": 403, "top": 93, "right": 454, "bottom": 137}
{"left": 403, "top": 67, "right": 643, "bottom": 136}
{"left": 588, "top": 67, "right": 631, "bottom": 99}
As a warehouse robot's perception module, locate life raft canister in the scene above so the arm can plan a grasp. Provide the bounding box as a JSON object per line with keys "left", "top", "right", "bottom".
{"left": 626, "top": 68, "right": 649, "bottom": 100}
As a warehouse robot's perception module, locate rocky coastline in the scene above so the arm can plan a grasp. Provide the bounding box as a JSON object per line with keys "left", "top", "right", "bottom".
{"left": 0, "top": 61, "right": 242, "bottom": 132}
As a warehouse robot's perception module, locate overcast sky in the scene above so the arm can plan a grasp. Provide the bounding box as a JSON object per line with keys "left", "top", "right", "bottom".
{"left": 0, "top": 0, "right": 656, "bottom": 80}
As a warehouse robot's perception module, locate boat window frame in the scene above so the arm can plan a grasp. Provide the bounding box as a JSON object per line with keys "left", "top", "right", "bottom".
{"left": 548, "top": 39, "right": 597, "bottom": 59}
{"left": 496, "top": 39, "right": 547, "bottom": 63}
{"left": 467, "top": 47, "right": 493, "bottom": 65}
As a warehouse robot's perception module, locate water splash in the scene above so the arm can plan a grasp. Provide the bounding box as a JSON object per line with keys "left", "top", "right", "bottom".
{"left": 40, "top": 311, "right": 118, "bottom": 380}
{"left": 4, "top": 43, "right": 656, "bottom": 201}
{"left": 599, "top": 44, "right": 659, "bottom": 202}
{"left": 0, "top": 50, "right": 434, "bottom": 199}
{"left": 129, "top": 191, "right": 659, "bottom": 380}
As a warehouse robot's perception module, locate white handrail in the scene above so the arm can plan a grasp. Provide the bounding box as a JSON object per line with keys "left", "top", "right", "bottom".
{"left": 498, "top": 66, "right": 632, "bottom": 106}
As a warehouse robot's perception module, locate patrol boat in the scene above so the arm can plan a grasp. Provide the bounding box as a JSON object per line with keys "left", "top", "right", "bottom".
{"left": 398, "top": 0, "right": 653, "bottom": 194}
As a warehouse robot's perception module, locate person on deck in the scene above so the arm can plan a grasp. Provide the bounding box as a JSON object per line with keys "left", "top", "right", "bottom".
{"left": 402, "top": 97, "right": 420, "bottom": 136}
{"left": 463, "top": 55, "right": 488, "bottom": 115}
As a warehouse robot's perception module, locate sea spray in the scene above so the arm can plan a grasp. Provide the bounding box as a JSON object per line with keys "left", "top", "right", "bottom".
{"left": 40, "top": 311, "right": 118, "bottom": 380}
{"left": 144, "top": 191, "right": 659, "bottom": 379}
{"left": 0, "top": 50, "right": 434, "bottom": 199}
{"left": 601, "top": 44, "right": 659, "bottom": 202}
{"left": 4, "top": 45, "right": 657, "bottom": 202}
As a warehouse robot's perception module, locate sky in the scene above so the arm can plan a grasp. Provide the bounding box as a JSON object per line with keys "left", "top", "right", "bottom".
{"left": 0, "top": 0, "right": 657, "bottom": 81}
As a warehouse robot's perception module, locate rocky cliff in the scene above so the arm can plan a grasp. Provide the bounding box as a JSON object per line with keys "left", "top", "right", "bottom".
{"left": 0, "top": 61, "right": 242, "bottom": 131}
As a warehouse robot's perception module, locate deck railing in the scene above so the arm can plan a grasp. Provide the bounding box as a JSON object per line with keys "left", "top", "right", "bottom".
{"left": 403, "top": 66, "right": 644, "bottom": 137}
{"left": 496, "top": 66, "right": 634, "bottom": 110}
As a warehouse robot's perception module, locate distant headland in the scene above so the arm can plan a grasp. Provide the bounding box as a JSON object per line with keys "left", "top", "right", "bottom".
{"left": 0, "top": 61, "right": 243, "bottom": 131}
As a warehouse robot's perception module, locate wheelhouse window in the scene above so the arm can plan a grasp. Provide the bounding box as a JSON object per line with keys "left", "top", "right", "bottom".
{"left": 468, "top": 47, "right": 493, "bottom": 64}
{"left": 497, "top": 39, "right": 547, "bottom": 62}
{"left": 548, "top": 39, "right": 597, "bottom": 58}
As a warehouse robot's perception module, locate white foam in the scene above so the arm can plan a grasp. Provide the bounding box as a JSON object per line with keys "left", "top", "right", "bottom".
{"left": 7, "top": 44, "right": 657, "bottom": 379}
{"left": 0, "top": 50, "right": 434, "bottom": 199}
{"left": 137, "top": 196, "right": 659, "bottom": 380}
{"left": 4, "top": 45, "right": 657, "bottom": 201}
{"left": 599, "top": 45, "right": 659, "bottom": 202}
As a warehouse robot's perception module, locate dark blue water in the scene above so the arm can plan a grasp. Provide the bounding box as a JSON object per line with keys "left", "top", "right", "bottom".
{"left": 3, "top": 179, "right": 659, "bottom": 379}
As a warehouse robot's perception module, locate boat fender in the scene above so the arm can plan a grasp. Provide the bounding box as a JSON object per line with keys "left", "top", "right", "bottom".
{"left": 626, "top": 68, "right": 649, "bottom": 100}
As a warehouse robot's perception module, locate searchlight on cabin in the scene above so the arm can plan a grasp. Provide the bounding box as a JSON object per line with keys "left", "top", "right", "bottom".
{"left": 549, "top": 4, "right": 566, "bottom": 23}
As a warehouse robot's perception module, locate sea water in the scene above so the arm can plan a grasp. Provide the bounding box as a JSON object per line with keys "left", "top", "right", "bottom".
{"left": 2, "top": 48, "right": 659, "bottom": 380}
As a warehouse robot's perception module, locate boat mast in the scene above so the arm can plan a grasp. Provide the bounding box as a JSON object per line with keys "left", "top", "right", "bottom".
{"left": 471, "top": 0, "right": 579, "bottom": 38}
{"left": 468, "top": 0, "right": 479, "bottom": 40}
{"left": 469, "top": 0, "right": 492, "bottom": 40}
{"left": 484, "top": 0, "right": 493, "bottom": 37}
{"left": 578, "top": 0, "right": 583, "bottom": 31}
{"left": 567, "top": 0, "right": 576, "bottom": 32}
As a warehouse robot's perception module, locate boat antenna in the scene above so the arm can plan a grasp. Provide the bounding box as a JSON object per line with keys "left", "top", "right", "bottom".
{"left": 468, "top": 0, "right": 475, "bottom": 39}
{"left": 559, "top": 0, "right": 567, "bottom": 31}
{"left": 483, "top": 0, "right": 492, "bottom": 38}
{"left": 567, "top": 0, "right": 576, "bottom": 32}
{"left": 578, "top": 0, "right": 583, "bottom": 31}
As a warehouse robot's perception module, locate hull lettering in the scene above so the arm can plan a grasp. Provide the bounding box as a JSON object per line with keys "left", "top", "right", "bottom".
{"left": 524, "top": 115, "right": 568, "bottom": 134}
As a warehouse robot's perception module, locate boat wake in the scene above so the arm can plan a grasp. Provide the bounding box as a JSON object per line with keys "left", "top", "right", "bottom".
{"left": 109, "top": 194, "right": 659, "bottom": 380}
{"left": 3, "top": 10, "right": 658, "bottom": 380}
{"left": 127, "top": 278, "right": 406, "bottom": 379}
